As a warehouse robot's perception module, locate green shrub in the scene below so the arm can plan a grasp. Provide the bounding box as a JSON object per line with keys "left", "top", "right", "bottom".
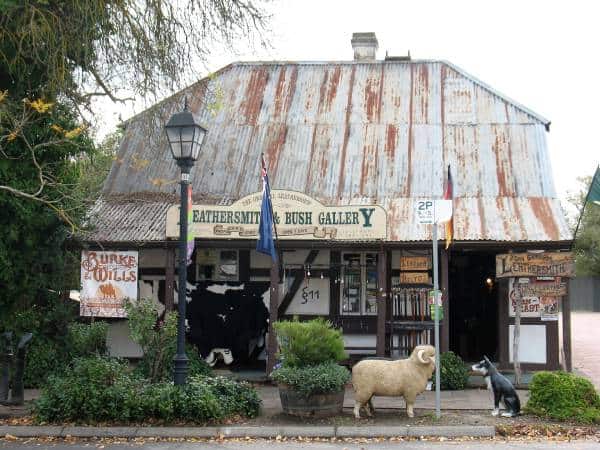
{"left": 274, "top": 318, "right": 347, "bottom": 367}
{"left": 67, "top": 322, "right": 108, "bottom": 358}
{"left": 431, "top": 351, "right": 469, "bottom": 390}
{"left": 125, "top": 299, "right": 178, "bottom": 383}
{"left": 34, "top": 356, "right": 260, "bottom": 424}
{"left": 22, "top": 320, "right": 109, "bottom": 388}
{"left": 525, "top": 371, "right": 600, "bottom": 423}
{"left": 271, "top": 362, "right": 351, "bottom": 397}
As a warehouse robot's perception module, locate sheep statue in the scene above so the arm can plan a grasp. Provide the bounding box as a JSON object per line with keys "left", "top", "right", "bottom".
{"left": 352, "top": 344, "right": 436, "bottom": 418}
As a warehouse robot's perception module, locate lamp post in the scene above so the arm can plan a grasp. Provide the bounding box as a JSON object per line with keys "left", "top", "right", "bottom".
{"left": 165, "top": 103, "right": 207, "bottom": 385}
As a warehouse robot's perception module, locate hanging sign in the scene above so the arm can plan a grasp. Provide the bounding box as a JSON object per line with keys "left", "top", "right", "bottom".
{"left": 496, "top": 252, "right": 574, "bottom": 278}
{"left": 80, "top": 251, "right": 138, "bottom": 318}
{"left": 400, "top": 272, "right": 431, "bottom": 284}
{"left": 166, "top": 190, "right": 387, "bottom": 241}
{"left": 400, "top": 256, "right": 431, "bottom": 271}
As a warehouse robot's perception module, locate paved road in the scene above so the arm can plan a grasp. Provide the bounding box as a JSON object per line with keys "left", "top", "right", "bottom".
{"left": 1, "top": 440, "right": 600, "bottom": 450}
{"left": 572, "top": 312, "right": 600, "bottom": 389}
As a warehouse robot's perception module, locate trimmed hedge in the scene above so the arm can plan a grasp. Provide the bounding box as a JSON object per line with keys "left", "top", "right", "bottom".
{"left": 525, "top": 371, "right": 600, "bottom": 423}
{"left": 271, "top": 362, "right": 351, "bottom": 398}
{"left": 33, "top": 356, "right": 260, "bottom": 424}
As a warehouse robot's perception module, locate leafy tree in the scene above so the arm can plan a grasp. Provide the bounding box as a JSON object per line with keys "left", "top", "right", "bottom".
{"left": 571, "top": 175, "right": 600, "bottom": 275}
{"left": 0, "top": 0, "right": 270, "bottom": 105}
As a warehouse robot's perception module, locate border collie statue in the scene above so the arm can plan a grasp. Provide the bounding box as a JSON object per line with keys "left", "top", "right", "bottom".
{"left": 472, "top": 356, "right": 520, "bottom": 417}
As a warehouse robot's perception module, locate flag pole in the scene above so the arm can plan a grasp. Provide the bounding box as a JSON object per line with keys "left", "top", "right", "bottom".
{"left": 572, "top": 165, "right": 600, "bottom": 246}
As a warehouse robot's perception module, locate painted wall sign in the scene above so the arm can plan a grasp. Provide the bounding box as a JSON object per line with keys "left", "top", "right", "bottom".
{"left": 166, "top": 190, "right": 387, "bottom": 241}
{"left": 400, "top": 256, "right": 431, "bottom": 271}
{"left": 399, "top": 272, "right": 431, "bottom": 284}
{"left": 286, "top": 278, "right": 330, "bottom": 315}
{"left": 496, "top": 252, "right": 574, "bottom": 278}
{"left": 80, "top": 250, "right": 138, "bottom": 317}
{"left": 508, "top": 278, "right": 562, "bottom": 319}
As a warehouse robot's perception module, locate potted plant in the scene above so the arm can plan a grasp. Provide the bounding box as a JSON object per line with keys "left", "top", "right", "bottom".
{"left": 271, "top": 318, "right": 350, "bottom": 417}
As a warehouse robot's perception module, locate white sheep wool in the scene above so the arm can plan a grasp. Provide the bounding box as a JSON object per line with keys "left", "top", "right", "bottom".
{"left": 351, "top": 345, "right": 436, "bottom": 419}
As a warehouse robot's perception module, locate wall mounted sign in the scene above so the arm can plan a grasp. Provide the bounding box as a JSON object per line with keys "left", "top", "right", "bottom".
{"left": 166, "top": 190, "right": 387, "bottom": 241}
{"left": 399, "top": 272, "right": 431, "bottom": 284}
{"left": 80, "top": 250, "right": 138, "bottom": 318}
{"left": 400, "top": 256, "right": 431, "bottom": 271}
{"left": 496, "top": 252, "right": 574, "bottom": 278}
{"left": 286, "top": 277, "right": 330, "bottom": 315}
{"left": 508, "top": 278, "right": 563, "bottom": 319}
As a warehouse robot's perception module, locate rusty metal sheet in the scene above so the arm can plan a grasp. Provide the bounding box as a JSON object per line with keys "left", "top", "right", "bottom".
{"left": 99, "top": 59, "right": 567, "bottom": 243}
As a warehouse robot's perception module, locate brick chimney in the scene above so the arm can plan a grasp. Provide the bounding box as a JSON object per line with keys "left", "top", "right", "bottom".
{"left": 351, "top": 32, "right": 378, "bottom": 61}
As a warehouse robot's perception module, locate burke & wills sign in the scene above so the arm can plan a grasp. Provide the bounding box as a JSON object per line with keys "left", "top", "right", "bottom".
{"left": 166, "top": 190, "right": 387, "bottom": 241}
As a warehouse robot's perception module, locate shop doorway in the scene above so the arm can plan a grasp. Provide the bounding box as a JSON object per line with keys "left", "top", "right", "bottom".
{"left": 449, "top": 251, "right": 498, "bottom": 362}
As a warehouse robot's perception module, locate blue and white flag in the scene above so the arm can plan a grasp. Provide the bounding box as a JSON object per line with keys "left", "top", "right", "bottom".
{"left": 256, "top": 156, "right": 278, "bottom": 261}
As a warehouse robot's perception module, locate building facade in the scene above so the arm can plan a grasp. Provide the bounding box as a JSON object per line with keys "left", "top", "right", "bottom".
{"left": 85, "top": 34, "right": 572, "bottom": 371}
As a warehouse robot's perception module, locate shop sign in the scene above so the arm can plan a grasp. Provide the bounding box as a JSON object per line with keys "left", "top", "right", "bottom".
{"left": 400, "top": 256, "right": 431, "bottom": 271}
{"left": 400, "top": 272, "right": 431, "bottom": 284}
{"left": 518, "top": 278, "right": 567, "bottom": 297}
{"left": 80, "top": 251, "right": 138, "bottom": 317}
{"left": 166, "top": 190, "right": 387, "bottom": 241}
{"left": 496, "top": 252, "right": 574, "bottom": 278}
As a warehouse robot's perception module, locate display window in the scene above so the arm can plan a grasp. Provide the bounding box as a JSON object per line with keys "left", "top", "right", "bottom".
{"left": 340, "top": 252, "right": 378, "bottom": 315}
{"left": 196, "top": 249, "right": 239, "bottom": 281}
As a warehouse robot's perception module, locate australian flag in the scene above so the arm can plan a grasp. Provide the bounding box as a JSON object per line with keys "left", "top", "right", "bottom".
{"left": 256, "top": 155, "right": 277, "bottom": 261}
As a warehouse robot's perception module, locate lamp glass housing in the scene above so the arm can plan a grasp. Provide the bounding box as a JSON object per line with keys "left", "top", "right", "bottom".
{"left": 165, "top": 110, "right": 207, "bottom": 162}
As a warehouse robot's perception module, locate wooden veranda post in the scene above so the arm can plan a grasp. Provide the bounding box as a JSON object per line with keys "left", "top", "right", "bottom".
{"left": 266, "top": 260, "right": 280, "bottom": 375}
{"left": 562, "top": 280, "right": 572, "bottom": 372}
{"left": 513, "top": 280, "right": 522, "bottom": 386}
{"left": 376, "top": 249, "right": 387, "bottom": 357}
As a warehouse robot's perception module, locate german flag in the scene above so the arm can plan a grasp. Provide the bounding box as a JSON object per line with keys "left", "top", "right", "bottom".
{"left": 443, "top": 165, "right": 453, "bottom": 249}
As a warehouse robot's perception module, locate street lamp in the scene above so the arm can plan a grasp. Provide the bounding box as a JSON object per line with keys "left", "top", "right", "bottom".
{"left": 165, "top": 103, "right": 207, "bottom": 385}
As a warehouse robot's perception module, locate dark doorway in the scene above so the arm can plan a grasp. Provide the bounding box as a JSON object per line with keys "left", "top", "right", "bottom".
{"left": 449, "top": 251, "right": 498, "bottom": 362}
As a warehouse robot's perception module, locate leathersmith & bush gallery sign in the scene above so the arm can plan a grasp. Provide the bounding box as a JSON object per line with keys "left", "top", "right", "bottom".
{"left": 166, "top": 190, "right": 387, "bottom": 241}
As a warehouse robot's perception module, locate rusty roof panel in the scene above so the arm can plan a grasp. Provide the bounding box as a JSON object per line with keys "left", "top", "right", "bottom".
{"left": 100, "top": 60, "right": 569, "bottom": 243}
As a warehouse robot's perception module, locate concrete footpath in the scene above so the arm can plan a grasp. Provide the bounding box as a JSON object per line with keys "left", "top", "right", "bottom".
{"left": 0, "top": 424, "right": 495, "bottom": 439}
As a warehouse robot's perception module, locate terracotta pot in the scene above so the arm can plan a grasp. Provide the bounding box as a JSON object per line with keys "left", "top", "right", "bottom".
{"left": 278, "top": 384, "right": 345, "bottom": 417}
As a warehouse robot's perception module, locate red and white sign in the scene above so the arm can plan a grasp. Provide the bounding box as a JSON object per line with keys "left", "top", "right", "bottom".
{"left": 80, "top": 251, "right": 138, "bottom": 317}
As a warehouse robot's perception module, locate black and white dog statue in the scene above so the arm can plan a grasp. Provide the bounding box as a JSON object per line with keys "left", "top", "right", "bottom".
{"left": 472, "top": 356, "right": 520, "bottom": 417}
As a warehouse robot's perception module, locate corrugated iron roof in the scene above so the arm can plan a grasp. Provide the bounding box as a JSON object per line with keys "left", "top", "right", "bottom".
{"left": 95, "top": 59, "right": 570, "bottom": 243}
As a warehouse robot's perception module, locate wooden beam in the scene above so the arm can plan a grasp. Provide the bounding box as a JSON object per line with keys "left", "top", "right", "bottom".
{"left": 441, "top": 248, "right": 450, "bottom": 352}
{"left": 266, "top": 260, "right": 280, "bottom": 376}
{"left": 277, "top": 250, "right": 319, "bottom": 316}
{"left": 376, "top": 249, "right": 387, "bottom": 356}
{"left": 562, "top": 280, "right": 572, "bottom": 371}
{"left": 164, "top": 246, "right": 175, "bottom": 312}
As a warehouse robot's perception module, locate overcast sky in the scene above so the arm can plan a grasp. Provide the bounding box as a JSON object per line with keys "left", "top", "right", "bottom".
{"left": 96, "top": 0, "right": 599, "bottom": 214}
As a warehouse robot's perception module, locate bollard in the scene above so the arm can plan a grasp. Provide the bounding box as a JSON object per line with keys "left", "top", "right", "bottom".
{"left": 9, "top": 333, "right": 33, "bottom": 405}
{"left": 0, "top": 332, "right": 13, "bottom": 402}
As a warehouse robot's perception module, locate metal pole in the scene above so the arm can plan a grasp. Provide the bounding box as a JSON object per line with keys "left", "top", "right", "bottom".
{"left": 173, "top": 164, "right": 191, "bottom": 385}
{"left": 433, "top": 221, "right": 441, "bottom": 418}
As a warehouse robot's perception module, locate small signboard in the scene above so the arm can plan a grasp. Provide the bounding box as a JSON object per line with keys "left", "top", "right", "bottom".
{"left": 400, "top": 272, "right": 431, "bottom": 284}
{"left": 496, "top": 252, "right": 574, "bottom": 278}
{"left": 400, "top": 256, "right": 431, "bottom": 271}
{"left": 415, "top": 200, "right": 435, "bottom": 224}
